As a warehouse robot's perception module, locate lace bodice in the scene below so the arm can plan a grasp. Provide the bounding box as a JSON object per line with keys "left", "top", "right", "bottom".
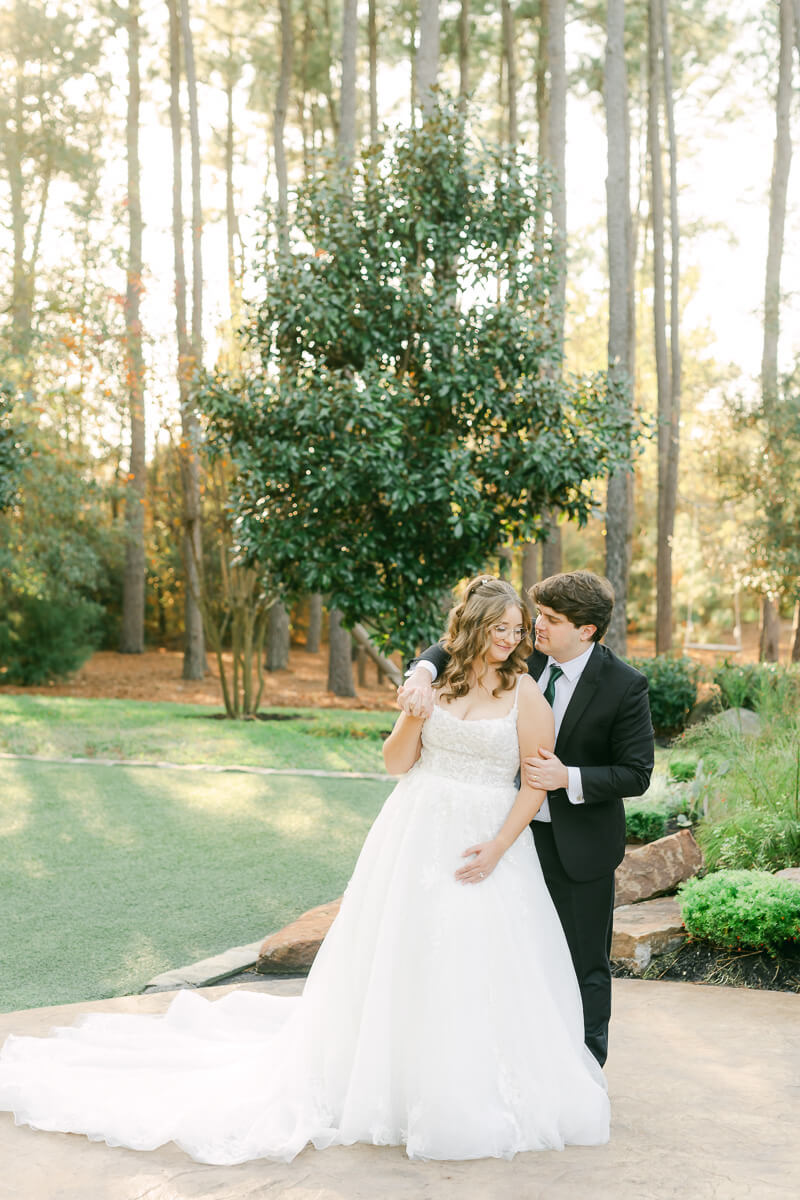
{"left": 416, "top": 700, "right": 520, "bottom": 789}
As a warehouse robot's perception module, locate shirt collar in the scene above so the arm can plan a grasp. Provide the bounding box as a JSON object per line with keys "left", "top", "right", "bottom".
{"left": 548, "top": 641, "right": 596, "bottom": 683}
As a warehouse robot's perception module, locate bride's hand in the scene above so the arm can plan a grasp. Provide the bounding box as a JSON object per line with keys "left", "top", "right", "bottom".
{"left": 455, "top": 840, "right": 503, "bottom": 884}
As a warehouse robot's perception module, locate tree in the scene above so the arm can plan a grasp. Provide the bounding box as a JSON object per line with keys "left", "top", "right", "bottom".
{"left": 340, "top": 0, "right": 358, "bottom": 158}
{"left": 603, "top": 0, "right": 634, "bottom": 654}
{"left": 119, "top": 1, "right": 147, "bottom": 655}
{"left": 0, "top": 388, "right": 26, "bottom": 512}
{"left": 417, "top": 0, "right": 440, "bottom": 115}
{"left": 200, "top": 109, "right": 636, "bottom": 656}
{"left": 758, "top": 0, "right": 795, "bottom": 662}
{"left": 167, "top": 0, "right": 206, "bottom": 679}
{"left": 0, "top": 2, "right": 104, "bottom": 375}
{"left": 539, "top": 0, "right": 566, "bottom": 577}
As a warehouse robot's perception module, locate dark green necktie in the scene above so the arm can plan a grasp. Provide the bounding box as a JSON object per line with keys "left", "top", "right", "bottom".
{"left": 543, "top": 664, "right": 564, "bottom": 707}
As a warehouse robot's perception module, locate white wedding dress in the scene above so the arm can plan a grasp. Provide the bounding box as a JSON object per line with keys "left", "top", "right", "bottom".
{"left": 0, "top": 694, "right": 609, "bottom": 1164}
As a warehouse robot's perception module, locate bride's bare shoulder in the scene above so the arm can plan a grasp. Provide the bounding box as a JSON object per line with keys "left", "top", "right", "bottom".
{"left": 516, "top": 673, "right": 548, "bottom": 711}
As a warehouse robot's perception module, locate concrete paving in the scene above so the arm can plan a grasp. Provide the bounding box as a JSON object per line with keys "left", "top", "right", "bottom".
{"left": 1, "top": 978, "right": 798, "bottom": 1200}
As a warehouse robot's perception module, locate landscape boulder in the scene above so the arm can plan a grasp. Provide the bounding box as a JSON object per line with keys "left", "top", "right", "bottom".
{"left": 257, "top": 899, "right": 341, "bottom": 974}
{"left": 715, "top": 707, "right": 762, "bottom": 738}
{"left": 775, "top": 866, "right": 800, "bottom": 887}
{"left": 615, "top": 829, "right": 704, "bottom": 907}
{"left": 611, "top": 897, "right": 686, "bottom": 974}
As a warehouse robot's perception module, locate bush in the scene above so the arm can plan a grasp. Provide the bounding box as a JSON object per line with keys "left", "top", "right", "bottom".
{"left": 624, "top": 800, "right": 669, "bottom": 843}
{"left": 0, "top": 593, "right": 103, "bottom": 685}
{"left": 668, "top": 757, "right": 698, "bottom": 783}
{"left": 713, "top": 660, "right": 777, "bottom": 711}
{"left": 628, "top": 655, "right": 700, "bottom": 738}
{"left": 679, "top": 869, "right": 800, "bottom": 956}
{"left": 679, "top": 708, "right": 800, "bottom": 871}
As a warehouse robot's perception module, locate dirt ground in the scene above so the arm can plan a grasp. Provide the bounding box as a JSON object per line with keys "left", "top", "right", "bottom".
{"left": 0, "top": 620, "right": 793, "bottom": 711}
{"left": 0, "top": 646, "right": 400, "bottom": 711}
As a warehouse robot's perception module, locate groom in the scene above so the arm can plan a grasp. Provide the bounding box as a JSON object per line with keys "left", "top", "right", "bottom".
{"left": 399, "top": 570, "right": 654, "bottom": 1067}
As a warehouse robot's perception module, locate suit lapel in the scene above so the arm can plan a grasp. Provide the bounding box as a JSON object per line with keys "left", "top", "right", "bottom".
{"left": 554, "top": 643, "right": 606, "bottom": 753}
{"left": 527, "top": 649, "right": 549, "bottom": 682}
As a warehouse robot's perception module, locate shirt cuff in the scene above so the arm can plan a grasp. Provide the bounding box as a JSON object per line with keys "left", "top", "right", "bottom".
{"left": 566, "top": 767, "right": 585, "bottom": 805}
{"left": 405, "top": 659, "right": 438, "bottom": 681}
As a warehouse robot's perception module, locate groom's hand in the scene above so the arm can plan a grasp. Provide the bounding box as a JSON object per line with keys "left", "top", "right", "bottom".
{"left": 523, "top": 748, "right": 568, "bottom": 792}
{"left": 396, "top": 667, "right": 434, "bottom": 719}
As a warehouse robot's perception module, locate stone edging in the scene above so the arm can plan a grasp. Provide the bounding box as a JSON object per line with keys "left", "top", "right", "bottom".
{"left": 0, "top": 751, "right": 390, "bottom": 782}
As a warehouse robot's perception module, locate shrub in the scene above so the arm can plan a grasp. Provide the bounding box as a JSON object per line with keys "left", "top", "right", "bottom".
{"left": 713, "top": 660, "right": 775, "bottom": 711}
{"left": 679, "top": 869, "right": 800, "bottom": 956}
{"left": 668, "top": 757, "right": 698, "bottom": 783}
{"left": 0, "top": 593, "right": 103, "bottom": 685}
{"left": 624, "top": 800, "right": 668, "bottom": 843}
{"left": 628, "top": 655, "right": 700, "bottom": 738}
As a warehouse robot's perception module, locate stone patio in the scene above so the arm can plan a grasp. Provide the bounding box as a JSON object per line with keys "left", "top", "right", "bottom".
{"left": 1, "top": 976, "right": 798, "bottom": 1199}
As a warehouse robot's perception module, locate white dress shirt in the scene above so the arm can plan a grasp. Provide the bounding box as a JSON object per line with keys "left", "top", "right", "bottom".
{"left": 414, "top": 641, "right": 596, "bottom": 823}
{"left": 532, "top": 642, "right": 595, "bottom": 823}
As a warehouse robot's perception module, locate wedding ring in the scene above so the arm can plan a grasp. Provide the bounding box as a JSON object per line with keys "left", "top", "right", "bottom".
{"left": 479, "top": 872, "right": 485, "bottom": 878}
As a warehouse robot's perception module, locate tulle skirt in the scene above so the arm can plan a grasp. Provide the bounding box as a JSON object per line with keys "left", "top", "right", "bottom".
{"left": 0, "top": 765, "right": 609, "bottom": 1163}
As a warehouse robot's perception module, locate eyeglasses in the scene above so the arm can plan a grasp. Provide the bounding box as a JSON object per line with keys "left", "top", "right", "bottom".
{"left": 490, "top": 624, "right": 527, "bottom": 642}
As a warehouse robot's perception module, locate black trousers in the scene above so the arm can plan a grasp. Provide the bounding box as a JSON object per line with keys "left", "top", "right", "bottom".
{"left": 531, "top": 821, "right": 615, "bottom": 1068}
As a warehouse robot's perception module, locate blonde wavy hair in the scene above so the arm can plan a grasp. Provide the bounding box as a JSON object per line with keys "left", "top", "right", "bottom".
{"left": 434, "top": 576, "right": 533, "bottom": 700}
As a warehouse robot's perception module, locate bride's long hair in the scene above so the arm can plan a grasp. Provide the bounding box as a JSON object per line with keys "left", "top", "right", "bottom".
{"left": 435, "top": 576, "right": 533, "bottom": 699}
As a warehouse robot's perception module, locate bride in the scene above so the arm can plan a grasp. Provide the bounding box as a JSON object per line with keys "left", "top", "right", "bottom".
{"left": 0, "top": 576, "right": 609, "bottom": 1164}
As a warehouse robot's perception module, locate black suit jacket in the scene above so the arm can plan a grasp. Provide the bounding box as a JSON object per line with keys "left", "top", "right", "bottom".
{"left": 416, "top": 641, "right": 654, "bottom": 882}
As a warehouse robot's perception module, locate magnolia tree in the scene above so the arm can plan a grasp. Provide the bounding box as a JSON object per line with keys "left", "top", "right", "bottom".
{"left": 200, "top": 108, "right": 638, "bottom": 658}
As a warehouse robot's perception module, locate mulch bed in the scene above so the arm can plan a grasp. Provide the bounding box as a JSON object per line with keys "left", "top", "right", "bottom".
{"left": 612, "top": 939, "right": 800, "bottom": 993}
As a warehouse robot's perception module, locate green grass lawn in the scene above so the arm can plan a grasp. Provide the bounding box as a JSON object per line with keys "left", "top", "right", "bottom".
{"left": 1, "top": 757, "right": 392, "bottom": 1013}
{"left": 0, "top": 695, "right": 395, "bottom": 773}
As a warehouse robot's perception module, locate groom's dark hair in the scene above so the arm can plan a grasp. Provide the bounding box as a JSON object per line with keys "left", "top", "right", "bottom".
{"left": 530, "top": 571, "right": 615, "bottom": 642}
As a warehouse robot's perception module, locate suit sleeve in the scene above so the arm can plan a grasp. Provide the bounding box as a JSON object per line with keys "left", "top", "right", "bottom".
{"left": 409, "top": 642, "right": 450, "bottom": 678}
{"left": 575, "top": 672, "right": 654, "bottom": 804}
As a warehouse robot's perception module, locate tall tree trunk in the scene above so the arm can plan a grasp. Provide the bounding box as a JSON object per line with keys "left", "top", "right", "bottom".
{"left": 368, "top": 0, "right": 378, "bottom": 142}
{"left": 759, "top": 596, "right": 781, "bottom": 662}
{"left": 224, "top": 65, "right": 243, "bottom": 345}
{"left": 501, "top": 0, "right": 518, "bottom": 146}
{"left": 120, "top": 2, "right": 147, "bottom": 655}
{"left": 603, "top": 0, "right": 634, "bottom": 654}
{"left": 168, "top": 0, "right": 205, "bottom": 679}
{"left": 540, "top": 0, "right": 565, "bottom": 576}
{"left": 417, "top": 0, "right": 440, "bottom": 116}
{"left": 649, "top": 0, "right": 672, "bottom": 654}
{"left": 306, "top": 592, "right": 323, "bottom": 652}
{"left": 266, "top": 600, "right": 290, "bottom": 670}
{"left": 522, "top": 542, "right": 539, "bottom": 596}
{"left": 759, "top": 0, "right": 794, "bottom": 661}
{"left": 662, "top": 0, "right": 681, "bottom": 649}
{"left": 181, "top": 0, "right": 206, "bottom": 678}
{"left": 790, "top": 598, "right": 800, "bottom": 663}
{"left": 340, "top": 0, "right": 357, "bottom": 161}
{"left": 328, "top": 607, "right": 355, "bottom": 696}
{"left": 458, "top": 0, "right": 469, "bottom": 111}
{"left": 275, "top": 0, "right": 293, "bottom": 242}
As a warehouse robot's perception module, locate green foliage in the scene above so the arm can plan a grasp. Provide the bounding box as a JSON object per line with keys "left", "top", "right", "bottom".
{"left": 668, "top": 757, "right": 698, "bottom": 782}
{"left": 0, "top": 387, "right": 27, "bottom": 511}
{"left": 720, "top": 364, "right": 800, "bottom": 598}
{"left": 200, "top": 107, "right": 639, "bottom": 654}
{"left": 628, "top": 655, "right": 700, "bottom": 738}
{"left": 712, "top": 659, "right": 800, "bottom": 713}
{"left": 679, "top": 870, "right": 800, "bottom": 956}
{"left": 0, "top": 593, "right": 103, "bottom": 685}
{"left": 679, "top": 707, "right": 800, "bottom": 871}
{"left": 625, "top": 800, "right": 669, "bottom": 843}
{"left": 0, "top": 426, "right": 120, "bottom": 684}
